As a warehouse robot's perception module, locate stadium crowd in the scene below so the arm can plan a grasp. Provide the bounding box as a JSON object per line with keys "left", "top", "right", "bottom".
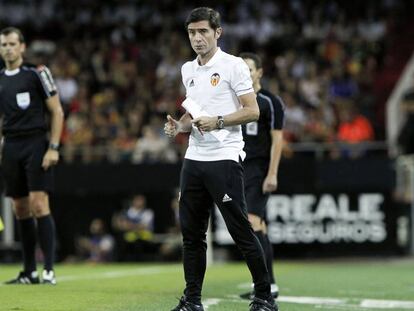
{"left": 0, "top": 0, "right": 411, "bottom": 163}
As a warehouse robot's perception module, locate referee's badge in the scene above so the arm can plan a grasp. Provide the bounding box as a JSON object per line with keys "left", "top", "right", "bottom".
{"left": 210, "top": 73, "right": 220, "bottom": 86}
{"left": 246, "top": 121, "right": 258, "bottom": 136}
{"left": 16, "top": 92, "right": 31, "bottom": 110}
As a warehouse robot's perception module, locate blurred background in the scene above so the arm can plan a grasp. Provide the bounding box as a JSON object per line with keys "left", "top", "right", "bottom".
{"left": 1, "top": 0, "right": 414, "bottom": 263}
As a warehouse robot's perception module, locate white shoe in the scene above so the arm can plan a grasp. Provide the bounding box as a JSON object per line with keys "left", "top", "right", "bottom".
{"left": 271, "top": 283, "right": 279, "bottom": 298}
{"left": 240, "top": 283, "right": 279, "bottom": 300}
{"left": 42, "top": 269, "right": 56, "bottom": 285}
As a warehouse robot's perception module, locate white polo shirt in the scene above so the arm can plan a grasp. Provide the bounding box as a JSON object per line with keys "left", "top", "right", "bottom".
{"left": 181, "top": 48, "right": 254, "bottom": 162}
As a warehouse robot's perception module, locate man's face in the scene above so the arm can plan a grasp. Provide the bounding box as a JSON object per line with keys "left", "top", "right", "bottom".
{"left": 0, "top": 32, "right": 25, "bottom": 63}
{"left": 132, "top": 195, "right": 145, "bottom": 209}
{"left": 187, "top": 20, "right": 221, "bottom": 57}
{"left": 243, "top": 58, "right": 263, "bottom": 85}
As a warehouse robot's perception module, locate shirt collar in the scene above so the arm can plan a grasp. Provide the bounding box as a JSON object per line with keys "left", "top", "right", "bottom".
{"left": 194, "top": 47, "right": 223, "bottom": 69}
{"left": 5, "top": 68, "right": 20, "bottom": 76}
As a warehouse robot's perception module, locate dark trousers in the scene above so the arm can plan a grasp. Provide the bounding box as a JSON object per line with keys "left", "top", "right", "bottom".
{"left": 179, "top": 159, "right": 270, "bottom": 303}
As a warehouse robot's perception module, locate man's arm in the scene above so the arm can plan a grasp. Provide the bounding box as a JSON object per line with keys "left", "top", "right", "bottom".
{"left": 192, "top": 92, "right": 259, "bottom": 131}
{"left": 222, "top": 92, "right": 260, "bottom": 126}
{"left": 164, "top": 112, "right": 193, "bottom": 137}
{"left": 42, "top": 94, "right": 64, "bottom": 169}
{"left": 46, "top": 94, "right": 64, "bottom": 146}
{"left": 263, "top": 129, "right": 283, "bottom": 193}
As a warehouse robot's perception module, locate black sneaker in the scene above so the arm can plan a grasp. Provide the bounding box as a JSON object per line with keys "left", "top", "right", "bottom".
{"left": 171, "top": 296, "right": 204, "bottom": 311}
{"left": 240, "top": 291, "right": 255, "bottom": 300}
{"left": 5, "top": 271, "right": 40, "bottom": 284}
{"left": 249, "top": 297, "right": 279, "bottom": 311}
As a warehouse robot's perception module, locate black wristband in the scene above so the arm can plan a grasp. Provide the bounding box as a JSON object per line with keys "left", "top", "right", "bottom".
{"left": 49, "top": 143, "right": 60, "bottom": 151}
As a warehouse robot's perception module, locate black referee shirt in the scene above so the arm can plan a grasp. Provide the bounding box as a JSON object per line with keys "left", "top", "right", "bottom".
{"left": 0, "top": 63, "right": 57, "bottom": 137}
{"left": 242, "top": 89, "right": 285, "bottom": 161}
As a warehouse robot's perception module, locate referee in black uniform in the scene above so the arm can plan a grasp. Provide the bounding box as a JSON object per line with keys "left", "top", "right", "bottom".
{"left": 240, "top": 53, "right": 285, "bottom": 300}
{"left": 0, "top": 27, "right": 63, "bottom": 284}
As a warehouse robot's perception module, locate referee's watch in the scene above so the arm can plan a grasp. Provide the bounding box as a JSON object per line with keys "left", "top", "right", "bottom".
{"left": 49, "top": 143, "right": 60, "bottom": 151}
{"left": 216, "top": 116, "right": 224, "bottom": 129}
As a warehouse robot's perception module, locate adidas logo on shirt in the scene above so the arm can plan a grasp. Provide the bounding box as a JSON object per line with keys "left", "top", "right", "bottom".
{"left": 189, "top": 79, "right": 195, "bottom": 87}
{"left": 222, "top": 194, "right": 232, "bottom": 202}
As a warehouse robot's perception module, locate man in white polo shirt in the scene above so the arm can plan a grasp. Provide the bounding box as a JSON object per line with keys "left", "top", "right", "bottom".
{"left": 164, "top": 7, "right": 278, "bottom": 311}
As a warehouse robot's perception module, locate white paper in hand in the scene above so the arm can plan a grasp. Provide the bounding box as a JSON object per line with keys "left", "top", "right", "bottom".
{"left": 181, "top": 98, "right": 230, "bottom": 142}
{"left": 181, "top": 97, "right": 205, "bottom": 118}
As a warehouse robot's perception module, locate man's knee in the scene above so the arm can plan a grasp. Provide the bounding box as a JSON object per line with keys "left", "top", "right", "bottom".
{"left": 248, "top": 213, "right": 263, "bottom": 232}
{"left": 29, "top": 192, "right": 50, "bottom": 217}
{"left": 182, "top": 235, "right": 207, "bottom": 252}
{"left": 182, "top": 228, "right": 206, "bottom": 242}
{"left": 12, "top": 197, "right": 31, "bottom": 219}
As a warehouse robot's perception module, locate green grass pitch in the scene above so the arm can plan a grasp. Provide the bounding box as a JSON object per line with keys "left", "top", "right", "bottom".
{"left": 0, "top": 259, "right": 413, "bottom": 311}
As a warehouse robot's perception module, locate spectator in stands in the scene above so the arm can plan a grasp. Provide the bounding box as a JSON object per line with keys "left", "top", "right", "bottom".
{"left": 337, "top": 103, "right": 374, "bottom": 143}
{"left": 53, "top": 51, "right": 79, "bottom": 106}
{"left": 62, "top": 113, "right": 94, "bottom": 163}
{"left": 329, "top": 66, "right": 359, "bottom": 99}
{"left": 397, "top": 88, "right": 414, "bottom": 154}
{"left": 107, "top": 126, "right": 136, "bottom": 163}
{"left": 282, "top": 91, "right": 307, "bottom": 142}
{"left": 303, "top": 106, "right": 335, "bottom": 143}
{"left": 76, "top": 218, "right": 115, "bottom": 263}
{"left": 299, "top": 63, "right": 322, "bottom": 107}
{"left": 112, "top": 194, "right": 155, "bottom": 261}
{"left": 131, "top": 118, "right": 177, "bottom": 164}
{"left": 333, "top": 102, "right": 375, "bottom": 158}
{"left": 159, "top": 191, "right": 182, "bottom": 261}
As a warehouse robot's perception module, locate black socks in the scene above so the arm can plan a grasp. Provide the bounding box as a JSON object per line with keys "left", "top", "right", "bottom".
{"left": 18, "top": 218, "right": 37, "bottom": 273}
{"left": 37, "top": 215, "right": 56, "bottom": 271}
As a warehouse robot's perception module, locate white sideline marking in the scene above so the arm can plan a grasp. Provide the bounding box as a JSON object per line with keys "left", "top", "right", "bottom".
{"left": 278, "top": 296, "right": 346, "bottom": 305}
{"left": 58, "top": 267, "right": 164, "bottom": 282}
{"left": 277, "top": 295, "right": 414, "bottom": 310}
{"left": 203, "top": 298, "right": 222, "bottom": 310}
{"left": 360, "top": 299, "right": 414, "bottom": 309}
{"left": 237, "top": 282, "right": 251, "bottom": 289}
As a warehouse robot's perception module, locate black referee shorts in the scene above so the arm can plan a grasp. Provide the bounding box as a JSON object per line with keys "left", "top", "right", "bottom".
{"left": 2, "top": 134, "right": 53, "bottom": 198}
{"left": 244, "top": 159, "right": 270, "bottom": 219}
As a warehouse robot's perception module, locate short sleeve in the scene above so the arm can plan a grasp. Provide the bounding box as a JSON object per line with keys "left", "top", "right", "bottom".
{"left": 35, "top": 65, "right": 57, "bottom": 99}
{"left": 230, "top": 58, "right": 254, "bottom": 97}
{"left": 181, "top": 63, "right": 190, "bottom": 97}
{"left": 181, "top": 65, "right": 186, "bottom": 91}
{"left": 271, "top": 95, "right": 285, "bottom": 130}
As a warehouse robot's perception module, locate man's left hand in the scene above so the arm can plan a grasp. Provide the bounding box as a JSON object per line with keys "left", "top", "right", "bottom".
{"left": 192, "top": 116, "right": 218, "bottom": 132}
{"left": 42, "top": 149, "right": 59, "bottom": 170}
{"left": 262, "top": 174, "right": 277, "bottom": 193}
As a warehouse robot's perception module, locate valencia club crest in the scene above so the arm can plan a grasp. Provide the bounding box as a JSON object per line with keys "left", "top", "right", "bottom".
{"left": 210, "top": 73, "right": 220, "bottom": 86}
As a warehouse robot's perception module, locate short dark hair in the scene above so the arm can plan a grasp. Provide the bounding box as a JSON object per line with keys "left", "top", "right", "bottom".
{"left": 185, "top": 7, "right": 221, "bottom": 31}
{"left": 0, "top": 27, "right": 25, "bottom": 43}
{"left": 240, "top": 52, "right": 262, "bottom": 70}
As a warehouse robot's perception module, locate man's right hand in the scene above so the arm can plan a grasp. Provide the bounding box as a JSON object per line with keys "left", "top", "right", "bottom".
{"left": 164, "top": 115, "right": 180, "bottom": 137}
